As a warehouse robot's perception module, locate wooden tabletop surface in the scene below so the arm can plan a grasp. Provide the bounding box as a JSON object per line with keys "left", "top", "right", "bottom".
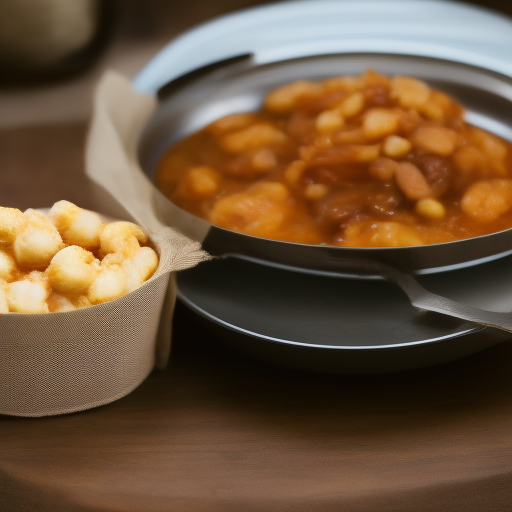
{"left": 2, "top": 123, "right": 512, "bottom": 512}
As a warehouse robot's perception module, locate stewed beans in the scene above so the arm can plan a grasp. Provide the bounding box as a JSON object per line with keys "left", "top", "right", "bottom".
{"left": 155, "top": 70, "right": 512, "bottom": 247}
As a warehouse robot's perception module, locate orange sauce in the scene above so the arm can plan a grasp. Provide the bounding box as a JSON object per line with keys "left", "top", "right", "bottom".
{"left": 155, "top": 70, "right": 512, "bottom": 247}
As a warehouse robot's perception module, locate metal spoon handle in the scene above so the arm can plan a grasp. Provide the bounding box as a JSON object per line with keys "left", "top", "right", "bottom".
{"left": 377, "top": 262, "right": 512, "bottom": 333}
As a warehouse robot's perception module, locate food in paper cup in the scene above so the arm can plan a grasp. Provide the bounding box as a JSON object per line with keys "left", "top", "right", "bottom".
{"left": 0, "top": 200, "right": 158, "bottom": 313}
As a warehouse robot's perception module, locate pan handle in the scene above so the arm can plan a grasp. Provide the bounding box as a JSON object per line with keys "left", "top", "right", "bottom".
{"left": 368, "top": 260, "right": 512, "bottom": 334}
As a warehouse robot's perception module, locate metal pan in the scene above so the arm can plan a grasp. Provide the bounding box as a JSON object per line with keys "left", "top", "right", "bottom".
{"left": 138, "top": 51, "right": 512, "bottom": 275}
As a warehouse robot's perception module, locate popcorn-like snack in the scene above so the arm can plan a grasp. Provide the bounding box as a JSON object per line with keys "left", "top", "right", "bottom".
{"left": 0, "top": 201, "right": 159, "bottom": 313}
{"left": 6, "top": 271, "right": 50, "bottom": 314}
{"left": 46, "top": 245, "right": 99, "bottom": 295}
{"left": 13, "top": 209, "right": 63, "bottom": 268}
{"left": 49, "top": 200, "right": 104, "bottom": 249}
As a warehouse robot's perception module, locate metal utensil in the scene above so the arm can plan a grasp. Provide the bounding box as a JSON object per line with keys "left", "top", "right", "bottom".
{"left": 348, "top": 258, "right": 512, "bottom": 333}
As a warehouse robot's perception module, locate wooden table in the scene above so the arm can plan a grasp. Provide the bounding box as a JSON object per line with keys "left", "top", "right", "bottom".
{"left": 1, "top": 123, "right": 512, "bottom": 511}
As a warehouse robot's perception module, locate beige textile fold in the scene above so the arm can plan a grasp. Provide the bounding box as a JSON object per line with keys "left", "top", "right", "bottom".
{"left": 0, "top": 71, "right": 209, "bottom": 417}
{"left": 85, "top": 71, "right": 210, "bottom": 369}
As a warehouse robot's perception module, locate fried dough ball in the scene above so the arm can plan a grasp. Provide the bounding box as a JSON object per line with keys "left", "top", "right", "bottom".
{"left": 90, "top": 245, "right": 158, "bottom": 300}
{"left": 47, "top": 292, "right": 76, "bottom": 313}
{"left": 14, "top": 211, "right": 63, "bottom": 269}
{"left": 0, "top": 207, "right": 24, "bottom": 245}
{"left": 6, "top": 271, "right": 50, "bottom": 313}
{"left": 0, "top": 280, "right": 8, "bottom": 313}
{"left": 47, "top": 292, "right": 93, "bottom": 312}
{"left": 49, "top": 200, "right": 80, "bottom": 231}
{"left": 74, "top": 296, "right": 93, "bottom": 309}
{"left": 1, "top": 201, "right": 159, "bottom": 313}
{"left": 49, "top": 200, "right": 104, "bottom": 249}
{"left": 0, "top": 249, "right": 17, "bottom": 282}
{"left": 100, "top": 252, "right": 125, "bottom": 268}
{"left": 122, "top": 247, "right": 159, "bottom": 292}
{"left": 100, "top": 221, "right": 148, "bottom": 256}
{"left": 65, "top": 209, "right": 103, "bottom": 248}
{"left": 87, "top": 266, "right": 128, "bottom": 305}
{"left": 47, "top": 246, "right": 100, "bottom": 295}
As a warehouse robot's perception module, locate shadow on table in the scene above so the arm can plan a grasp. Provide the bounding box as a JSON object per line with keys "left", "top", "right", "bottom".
{"left": 168, "top": 300, "right": 512, "bottom": 437}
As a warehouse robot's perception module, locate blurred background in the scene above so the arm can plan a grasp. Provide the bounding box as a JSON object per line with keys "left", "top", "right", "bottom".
{"left": 1, "top": 0, "right": 511, "bottom": 129}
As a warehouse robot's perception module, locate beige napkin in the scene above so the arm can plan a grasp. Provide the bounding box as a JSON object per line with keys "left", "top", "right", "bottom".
{"left": 86, "top": 70, "right": 210, "bottom": 369}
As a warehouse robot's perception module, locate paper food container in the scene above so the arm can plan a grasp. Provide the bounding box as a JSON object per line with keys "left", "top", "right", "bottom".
{"left": 0, "top": 74, "right": 208, "bottom": 418}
